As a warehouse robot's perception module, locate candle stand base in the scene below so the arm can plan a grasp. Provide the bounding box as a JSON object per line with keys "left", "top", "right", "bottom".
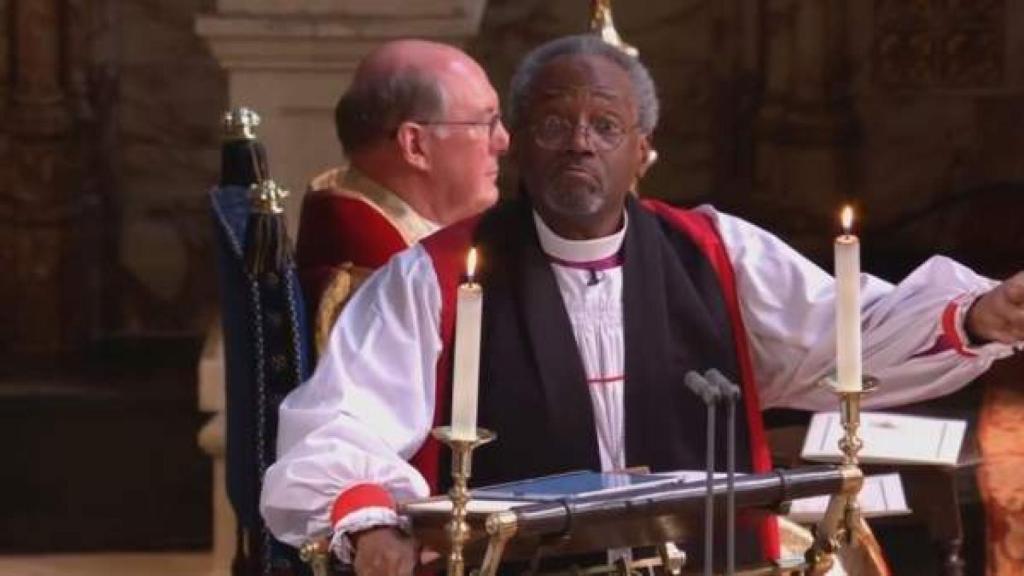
{"left": 805, "top": 376, "right": 878, "bottom": 574}
{"left": 432, "top": 426, "right": 496, "bottom": 576}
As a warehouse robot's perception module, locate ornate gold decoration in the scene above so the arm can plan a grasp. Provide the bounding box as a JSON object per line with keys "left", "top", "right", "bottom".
{"left": 223, "top": 107, "right": 261, "bottom": 140}
{"left": 480, "top": 510, "right": 519, "bottom": 576}
{"left": 249, "top": 179, "right": 289, "bottom": 215}
{"left": 315, "top": 263, "right": 372, "bottom": 354}
{"left": 590, "top": 0, "right": 638, "bottom": 58}
{"left": 298, "top": 538, "right": 331, "bottom": 576}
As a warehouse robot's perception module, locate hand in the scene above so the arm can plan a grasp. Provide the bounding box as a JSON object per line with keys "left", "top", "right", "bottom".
{"left": 966, "top": 272, "right": 1024, "bottom": 345}
{"left": 351, "top": 527, "right": 417, "bottom": 576}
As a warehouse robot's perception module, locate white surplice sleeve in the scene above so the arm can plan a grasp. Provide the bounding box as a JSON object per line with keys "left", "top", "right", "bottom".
{"left": 260, "top": 244, "right": 442, "bottom": 559}
{"left": 697, "top": 205, "right": 1015, "bottom": 412}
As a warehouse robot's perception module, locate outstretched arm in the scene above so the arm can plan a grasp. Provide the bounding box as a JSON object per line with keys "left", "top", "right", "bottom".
{"left": 967, "top": 271, "right": 1024, "bottom": 345}
{"left": 700, "top": 206, "right": 1017, "bottom": 412}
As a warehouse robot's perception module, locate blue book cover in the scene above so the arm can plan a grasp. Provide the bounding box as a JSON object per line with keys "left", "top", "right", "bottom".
{"left": 471, "top": 470, "right": 675, "bottom": 502}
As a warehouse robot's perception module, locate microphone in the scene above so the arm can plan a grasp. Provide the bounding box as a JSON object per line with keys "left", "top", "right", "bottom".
{"left": 586, "top": 268, "right": 603, "bottom": 286}
{"left": 684, "top": 370, "right": 720, "bottom": 576}
{"left": 705, "top": 369, "right": 741, "bottom": 576}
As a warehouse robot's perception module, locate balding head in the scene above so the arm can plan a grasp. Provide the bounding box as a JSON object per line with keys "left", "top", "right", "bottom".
{"left": 357, "top": 39, "right": 479, "bottom": 82}
{"left": 335, "top": 40, "right": 487, "bottom": 155}
{"left": 333, "top": 39, "right": 508, "bottom": 226}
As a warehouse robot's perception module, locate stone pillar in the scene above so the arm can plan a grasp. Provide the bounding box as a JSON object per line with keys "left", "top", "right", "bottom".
{"left": 0, "top": 0, "right": 9, "bottom": 119}
{"left": 0, "top": 0, "right": 10, "bottom": 273}
{"left": 193, "top": 2, "right": 487, "bottom": 570}
{"left": 754, "top": 0, "right": 858, "bottom": 252}
{"left": 197, "top": 322, "right": 232, "bottom": 574}
{"left": 0, "top": 0, "right": 84, "bottom": 354}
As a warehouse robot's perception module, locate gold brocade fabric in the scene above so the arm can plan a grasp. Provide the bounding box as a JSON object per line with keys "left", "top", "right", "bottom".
{"left": 314, "top": 263, "right": 371, "bottom": 355}
{"left": 977, "top": 355, "right": 1024, "bottom": 575}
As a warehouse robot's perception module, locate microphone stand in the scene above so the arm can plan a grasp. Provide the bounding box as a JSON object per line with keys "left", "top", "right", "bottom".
{"left": 684, "top": 371, "right": 720, "bottom": 576}
{"left": 706, "top": 369, "right": 741, "bottom": 576}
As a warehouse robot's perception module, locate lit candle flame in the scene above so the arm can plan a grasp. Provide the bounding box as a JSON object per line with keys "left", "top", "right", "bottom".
{"left": 840, "top": 205, "right": 854, "bottom": 235}
{"left": 466, "top": 247, "right": 478, "bottom": 283}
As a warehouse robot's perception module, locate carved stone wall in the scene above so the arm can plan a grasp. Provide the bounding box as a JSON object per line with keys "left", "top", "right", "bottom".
{"left": 0, "top": 0, "right": 1017, "bottom": 354}
{"left": 0, "top": 0, "right": 224, "bottom": 357}
{"left": 111, "top": 0, "right": 223, "bottom": 335}
{"left": 472, "top": 0, "right": 1024, "bottom": 272}
{"left": 0, "top": 0, "right": 88, "bottom": 355}
{"left": 0, "top": 0, "right": 12, "bottom": 346}
{"left": 851, "top": 0, "right": 1024, "bottom": 277}
{"left": 873, "top": 0, "right": 1004, "bottom": 89}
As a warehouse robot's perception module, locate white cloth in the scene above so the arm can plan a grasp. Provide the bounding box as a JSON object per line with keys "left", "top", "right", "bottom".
{"left": 260, "top": 204, "right": 1015, "bottom": 558}
{"left": 533, "top": 212, "right": 629, "bottom": 472}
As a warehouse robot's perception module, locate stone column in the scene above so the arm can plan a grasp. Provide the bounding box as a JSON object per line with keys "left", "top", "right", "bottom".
{"left": 0, "top": 0, "right": 9, "bottom": 122}
{"left": 193, "top": 2, "right": 487, "bottom": 570}
{"left": 754, "top": 0, "right": 858, "bottom": 252}
{"left": 197, "top": 322, "right": 232, "bottom": 573}
{"left": 0, "top": 0, "right": 83, "bottom": 354}
{"left": 0, "top": 0, "right": 10, "bottom": 278}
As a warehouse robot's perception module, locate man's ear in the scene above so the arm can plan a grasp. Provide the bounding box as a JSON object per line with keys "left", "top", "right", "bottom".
{"left": 395, "top": 122, "right": 431, "bottom": 171}
{"left": 636, "top": 135, "right": 655, "bottom": 179}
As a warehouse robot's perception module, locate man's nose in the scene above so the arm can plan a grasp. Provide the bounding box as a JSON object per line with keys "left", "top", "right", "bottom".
{"left": 492, "top": 120, "right": 511, "bottom": 154}
{"left": 567, "top": 123, "right": 596, "bottom": 152}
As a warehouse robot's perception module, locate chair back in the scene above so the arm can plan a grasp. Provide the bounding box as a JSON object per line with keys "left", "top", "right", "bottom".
{"left": 211, "top": 107, "right": 313, "bottom": 575}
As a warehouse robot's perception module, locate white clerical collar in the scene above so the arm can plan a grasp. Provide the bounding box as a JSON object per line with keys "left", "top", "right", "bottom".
{"left": 533, "top": 211, "right": 627, "bottom": 264}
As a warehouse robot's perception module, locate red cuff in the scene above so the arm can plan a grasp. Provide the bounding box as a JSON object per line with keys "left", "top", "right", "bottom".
{"left": 942, "top": 298, "right": 979, "bottom": 358}
{"left": 330, "top": 483, "right": 396, "bottom": 526}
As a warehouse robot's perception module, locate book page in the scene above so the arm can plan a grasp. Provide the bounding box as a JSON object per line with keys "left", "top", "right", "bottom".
{"left": 401, "top": 498, "right": 531, "bottom": 514}
{"left": 801, "top": 411, "right": 966, "bottom": 465}
{"left": 787, "top": 473, "right": 911, "bottom": 524}
{"left": 470, "top": 470, "right": 676, "bottom": 501}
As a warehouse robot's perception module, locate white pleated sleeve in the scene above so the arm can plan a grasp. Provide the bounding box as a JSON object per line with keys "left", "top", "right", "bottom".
{"left": 260, "top": 244, "right": 442, "bottom": 560}
{"left": 697, "top": 205, "right": 1015, "bottom": 412}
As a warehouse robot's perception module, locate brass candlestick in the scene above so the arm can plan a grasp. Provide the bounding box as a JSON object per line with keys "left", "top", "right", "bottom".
{"left": 432, "top": 426, "right": 496, "bottom": 576}
{"left": 590, "top": 0, "right": 638, "bottom": 57}
{"left": 834, "top": 375, "right": 878, "bottom": 544}
{"left": 805, "top": 376, "right": 877, "bottom": 574}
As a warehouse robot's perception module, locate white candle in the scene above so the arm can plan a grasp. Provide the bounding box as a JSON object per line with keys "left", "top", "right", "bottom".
{"left": 451, "top": 248, "right": 483, "bottom": 440}
{"left": 834, "top": 206, "right": 862, "bottom": 392}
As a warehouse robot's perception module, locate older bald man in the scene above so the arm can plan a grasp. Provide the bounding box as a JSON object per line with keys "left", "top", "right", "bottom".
{"left": 296, "top": 40, "right": 510, "bottom": 314}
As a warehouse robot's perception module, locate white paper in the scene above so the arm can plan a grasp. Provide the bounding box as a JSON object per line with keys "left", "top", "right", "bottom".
{"left": 400, "top": 498, "right": 530, "bottom": 514}
{"left": 787, "top": 473, "right": 911, "bottom": 524}
{"left": 662, "top": 470, "right": 734, "bottom": 483}
{"left": 801, "top": 411, "right": 966, "bottom": 466}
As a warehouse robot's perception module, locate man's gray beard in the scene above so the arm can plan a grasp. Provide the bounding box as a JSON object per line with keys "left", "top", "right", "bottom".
{"left": 542, "top": 183, "right": 603, "bottom": 217}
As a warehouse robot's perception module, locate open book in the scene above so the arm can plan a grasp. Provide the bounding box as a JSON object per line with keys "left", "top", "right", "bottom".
{"left": 801, "top": 412, "right": 966, "bottom": 466}
{"left": 786, "top": 473, "right": 911, "bottom": 523}
{"left": 471, "top": 470, "right": 676, "bottom": 501}
{"left": 400, "top": 470, "right": 675, "bottom": 514}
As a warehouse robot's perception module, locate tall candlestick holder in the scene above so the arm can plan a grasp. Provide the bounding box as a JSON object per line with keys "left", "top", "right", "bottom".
{"left": 834, "top": 376, "right": 878, "bottom": 542}
{"left": 432, "top": 426, "right": 496, "bottom": 576}
{"left": 805, "top": 376, "right": 877, "bottom": 574}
